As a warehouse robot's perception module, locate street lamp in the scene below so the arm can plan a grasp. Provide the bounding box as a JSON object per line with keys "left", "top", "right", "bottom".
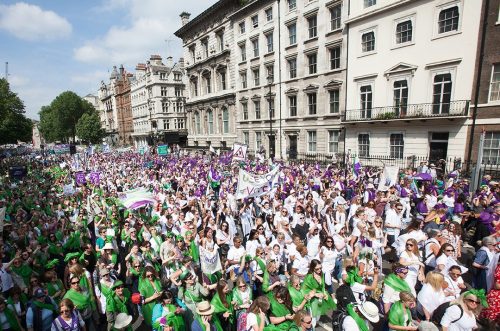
{"left": 267, "top": 75, "right": 275, "bottom": 159}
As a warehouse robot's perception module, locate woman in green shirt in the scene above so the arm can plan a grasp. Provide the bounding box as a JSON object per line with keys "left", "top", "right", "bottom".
{"left": 210, "top": 279, "right": 234, "bottom": 331}
{"left": 178, "top": 272, "right": 209, "bottom": 328}
{"left": 138, "top": 266, "right": 162, "bottom": 327}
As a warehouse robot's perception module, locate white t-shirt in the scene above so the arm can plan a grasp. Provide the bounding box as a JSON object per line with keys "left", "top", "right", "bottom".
{"left": 351, "top": 282, "right": 367, "bottom": 304}
{"left": 443, "top": 275, "right": 465, "bottom": 302}
{"left": 227, "top": 246, "right": 246, "bottom": 264}
{"left": 342, "top": 315, "right": 361, "bottom": 330}
{"left": 292, "top": 255, "right": 310, "bottom": 276}
{"left": 382, "top": 283, "right": 401, "bottom": 305}
{"left": 441, "top": 305, "right": 477, "bottom": 331}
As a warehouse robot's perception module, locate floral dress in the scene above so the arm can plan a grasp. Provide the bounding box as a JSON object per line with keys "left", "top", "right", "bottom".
{"left": 481, "top": 264, "right": 500, "bottom": 322}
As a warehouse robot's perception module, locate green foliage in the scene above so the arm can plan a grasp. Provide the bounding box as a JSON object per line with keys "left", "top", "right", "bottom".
{"left": 0, "top": 78, "right": 32, "bottom": 144}
{"left": 376, "top": 112, "right": 397, "bottom": 120}
{"left": 76, "top": 111, "right": 105, "bottom": 144}
{"left": 39, "top": 91, "right": 96, "bottom": 142}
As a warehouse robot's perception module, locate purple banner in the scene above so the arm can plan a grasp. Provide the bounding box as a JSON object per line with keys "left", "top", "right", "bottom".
{"left": 89, "top": 172, "right": 100, "bottom": 185}
{"left": 75, "top": 171, "right": 86, "bottom": 186}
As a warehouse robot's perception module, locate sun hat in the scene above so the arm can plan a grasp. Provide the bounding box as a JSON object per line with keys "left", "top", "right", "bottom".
{"left": 196, "top": 301, "right": 214, "bottom": 316}
{"left": 64, "top": 252, "right": 80, "bottom": 262}
{"left": 357, "top": 301, "right": 380, "bottom": 323}
{"left": 100, "top": 268, "right": 110, "bottom": 277}
{"left": 102, "top": 243, "right": 114, "bottom": 251}
{"left": 114, "top": 313, "right": 133, "bottom": 329}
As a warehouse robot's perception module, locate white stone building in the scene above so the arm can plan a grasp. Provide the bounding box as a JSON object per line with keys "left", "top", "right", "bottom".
{"left": 342, "top": 0, "right": 481, "bottom": 161}
{"left": 130, "top": 55, "right": 188, "bottom": 148}
{"left": 98, "top": 70, "right": 119, "bottom": 146}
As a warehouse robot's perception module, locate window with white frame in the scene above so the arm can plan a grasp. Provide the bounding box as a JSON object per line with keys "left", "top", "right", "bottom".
{"left": 396, "top": 20, "right": 412, "bottom": 44}
{"left": 289, "top": 95, "right": 297, "bottom": 116}
{"left": 266, "top": 33, "right": 274, "bottom": 53}
{"left": 483, "top": 132, "right": 500, "bottom": 164}
{"left": 330, "top": 5, "right": 342, "bottom": 31}
{"left": 164, "top": 120, "right": 170, "bottom": 130}
{"left": 308, "top": 93, "right": 317, "bottom": 115}
{"left": 288, "top": 58, "right": 297, "bottom": 78}
{"left": 219, "top": 70, "right": 227, "bottom": 90}
{"left": 266, "top": 65, "right": 274, "bottom": 82}
{"left": 362, "top": 31, "right": 375, "bottom": 53}
{"left": 329, "top": 90, "right": 340, "bottom": 114}
{"left": 216, "top": 31, "right": 224, "bottom": 51}
{"left": 358, "top": 134, "right": 370, "bottom": 157}
{"left": 288, "top": 0, "right": 296, "bottom": 11}
{"left": 240, "top": 44, "right": 246, "bottom": 61}
{"left": 161, "top": 86, "right": 168, "bottom": 96}
{"left": 308, "top": 15, "right": 317, "bottom": 39}
{"left": 307, "top": 131, "right": 317, "bottom": 152}
{"left": 393, "top": 80, "right": 408, "bottom": 115}
{"left": 251, "top": 15, "right": 259, "bottom": 28}
{"left": 207, "top": 110, "right": 214, "bottom": 134}
{"left": 203, "top": 72, "right": 211, "bottom": 94}
{"left": 242, "top": 102, "right": 249, "bottom": 120}
{"left": 364, "top": 0, "right": 376, "bottom": 8}
{"left": 288, "top": 23, "right": 297, "bottom": 45}
{"left": 390, "top": 133, "right": 404, "bottom": 159}
{"left": 432, "top": 73, "right": 452, "bottom": 114}
{"left": 202, "top": 39, "right": 209, "bottom": 58}
{"left": 330, "top": 46, "right": 341, "bottom": 70}
{"left": 268, "top": 98, "right": 275, "bottom": 118}
{"left": 328, "top": 130, "right": 339, "bottom": 153}
{"left": 162, "top": 102, "right": 169, "bottom": 113}
{"left": 254, "top": 100, "right": 261, "bottom": 119}
{"left": 308, "top": 53, "right": 317, "bottom": 74}
{"left": 253, "top": 68, "right": 260, "bottom": 86}
{"left": 256, "top": 132, "right": 262, "bottom": 150}
{"left": 241, "top": 72, "right": 247, "bottom": 89}
{"left": 265, "top": 7, "right": 273, "bottom": 21}
{"left": 252, "top": 38, "right": 259, "bottom": 57}
{"left": 438, "top": 6, "right": 459, "bottom": 34}
{"left": 222, "top": 108, "right": 229, "bottom": 134}
{"left": 489, "top": 64, "right": 500, "bottom": 102}
{"left": 239, "top": 21, "right": 246, "bottom": 34}
{"left": 243, "top": 131, "right": 249, "bottom": 145}
{"left": 360, "top": 85, "right": 373, "bottom": 118}
{"left": 175, "top": 87, "right": 182, "bottom": 97}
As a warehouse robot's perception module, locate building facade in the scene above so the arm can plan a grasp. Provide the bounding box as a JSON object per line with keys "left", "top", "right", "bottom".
{"left": 98, "top": 69, "right": 119, "bottom": 146}
{"left": 114, "top": 66, "right": 134, "bottom": 146}
{"left": 231, "top": 0, "right": 346, "bottom": 159}
{"left": 342, "top": 0, "right": 482, "bottom": 162}
{"left": 466, "top": 0, "right": 500, "bottom": 164}
{"left": 174, "top": 1, "right": 241, "bottom": 149}
{"left": 130, "top": 55, "right": 187, "bottom": 148}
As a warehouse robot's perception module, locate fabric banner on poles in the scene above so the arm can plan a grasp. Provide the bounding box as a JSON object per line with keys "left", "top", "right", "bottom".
{"left": 89, "top": 172, "right": 100, "bottom": 185}
{"left": 119, "top": 188, "right": 156, "bottom": 210}
{"left": 157, "top": 145, "right": 168, "bottom": 156}
{"left": 232, "top": 143, "right": 247, "bottom": 161}
{"left": 200, "top": 246, "right": 222, "bottom": 275}
{"left": 75, "top": 171, "right": 86, "bottom": 186}
{"left": 236, "top": 167, "right": 280, "bottom": 199}
{"left": 378, "top": 166, "right": 399, "bottom": 191}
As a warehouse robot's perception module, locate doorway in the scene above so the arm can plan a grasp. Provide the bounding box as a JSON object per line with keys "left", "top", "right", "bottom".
{"left": 429, "top": 132, "right": 449, "bottom": 162}
{"left": 289, "top": 135, "right": 298, "bottom": 160}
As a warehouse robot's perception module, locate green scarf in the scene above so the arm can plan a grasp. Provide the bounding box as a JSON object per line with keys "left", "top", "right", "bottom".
{"left": 302, "top": 274, "right": 336, "bottom": 316}
{"left": 232, "top": 287, "right": 252, "bottom": 307}
{"left": 10, "top": 264, "right": 32, "bottom": 284}
{"left": 287, "top": 285, "right": 310, "bottom": 310}
{"left": 153, "top": 304, "right": 186, "bottom": 331}
{"left": 194, "top": 314, "right": 223, "bottom": 331}
{"left": 184, "top": 285, "right": 202, "bottom": 303}
{"left": 345, "top": 268, "right": 363, "bottom": 285}
{"left": 384, "top": 273, "right": 411, "bottom": 293}
{"left": 269, "top": 296, "right": 294, "bottom": 330}
{"left": 388, "top": 301, "right": 412, "bottom": 327}
{"left": 346, "top": 303, "right": 368, "bottom": 331}
{"left": 32, "top": 299, "right": 56, "bottom": 312}
{"left": 2, "top": 307, "right": 21, "bottom": 331}
{"left": 63, "top": 289, "right": 92, "bottom": 310}
{"left": 211, "top": 292, "right": 234, "bottom": 324}
{"left": 189, "top": 241, "right": 199, "bottom": 263}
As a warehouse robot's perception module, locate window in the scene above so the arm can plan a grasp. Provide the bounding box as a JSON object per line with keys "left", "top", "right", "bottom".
{"left": 207, "top": 110, "right": 214, "bottom": 134}
{"left": 330, "top": 46, "right": 341, "bottom": 70}
{"left": 254, "top": 100, "right": 261, "bottom": 119}
{"left": 483, "top": 132, "right": 500, "bottom": 164}
{"left": 390, "top": 133, "right": 404, "bottom": 159}
{"left": 328, "top": 130, "right": 339, "bottom": 153}
{"left": 217, "top": 31, "right": 224, "bottom": 51}
{"left": 252, "top": 38, "right": 259, "bottom": 57}
{"left": 266, "top": 65, "right": 274, "bottom": 82}
{"left": 432, "top": 73, "right": 452, "bottom": 114}
{"left": 253, "top": 68, "right": 260, "bottom": 86}
{"left": 242, "top": 102, "right": 249, "bottom": 120}
{"left": 239, "top": 21, "right": 246, "bottom": 34}
{"left": 358, "top": 134, "right": 370, "bottom": 157}
{"left": 307, "top": 131, "right": 317, "bottom": 152}
{"left": 162, "top": 102, "right": 169, "bottom": 113}
{"left": 308, "top": 15, "right": 317, "bottom": 39}
{"left": 489, "top": 64, "right": 500, "bottom": 102}
{"left": 438, "top": 6, "right": 459, "bottom": 34}
{"left": 288, "top": 0, "right": 296, "bottom": 11}
{"left": 288, "top": 58, "right": 297, "bottom": 78}
{"left": 289, "top": 95, "right": 297, "bottom": 116}
{"left": 160, "top": 72, "right": 166, "bottom": 80}
{"left": 266, "top": 33, "right": 274, "bottom": 53}
{"left": 265, "top": 8, "right": 273, "bottom": 21}
{"left": 189, "top": 46, "right": 196, "bottom": 63}
{"left": 251, "top": 15, "right": 259, "bottom": 28}
{"left": 164, "top": 120, "right": 170, "bottom": 130}
{"left": 329, "top": 90, "right": 340, "bottom": 114}
{"left": 222, "top": 108, "right": 229, "bottom": 134}
{"left": 256, "top": 132, "right": 262, "bottom": 150}
{"left": 268, "top": 98, "right": 275, "bottom": 118}
{"left": 330, "top": 5, "right": 342, "bottom": 31}
{"left": 161, "top": 86, "right": 168, "bottom": 97}
{"left": 308, "top": 53, "right": 317, "bottom": 74}
{"left": 203, "top": 72, "right": 211, "bottom": 94}
{"left": 241, "top": 72, "right": 248, "bottom": 89}
{"left": 288, "top": 23, "right": 297, "bottom": 45}
{"left": 396, "top": 20, "right": 412, "bottom": 44}
{"left": 175, "top": 87, "right": 182, "bottom": 97}
{"left": 240, "top": 44, "right": 246, "bottom": 61}
{"left": 362, "top": 31, "right": 375, "bottom": 52}
{"left": 308, "top": 93, "right": 317, "bottom": 115}
{"left": 174, "top": 73, "right": 181, "bottom": 81}
{"left": 364, "top": 0, "right": 376, "bottom": 8}
{"left": 360, "top": 85, "right": 373, "bottom": 118}
{"left": 393, "top": 80, "right": 408, "bottom": 116}
{"left": 202, "top": 39, "right": 209, "bottom": 58}
{"left": 219, "top": 71, "right": 227, "bottom": 90}
{"left": 176, "top": 119, "right": 184, "bottom": 130}
{"left": 243, "top": 132, "right": 249, "bottom": 145}
{"left": 191, "top": 78, "right": 198, "bottom": 97}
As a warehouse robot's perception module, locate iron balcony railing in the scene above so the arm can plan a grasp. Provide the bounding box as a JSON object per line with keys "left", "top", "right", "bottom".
{"left": 342, "top": 100, "right": 469, "bottom": 123}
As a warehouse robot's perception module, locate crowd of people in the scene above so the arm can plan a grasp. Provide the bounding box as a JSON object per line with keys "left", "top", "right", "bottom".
{"left": 0, "top": 146, "right": 498, "bottom": 331}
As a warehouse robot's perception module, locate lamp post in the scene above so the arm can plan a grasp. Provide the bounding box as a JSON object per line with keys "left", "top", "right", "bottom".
{"left": 267, "top": 75, "right": 274, "bottom": 159}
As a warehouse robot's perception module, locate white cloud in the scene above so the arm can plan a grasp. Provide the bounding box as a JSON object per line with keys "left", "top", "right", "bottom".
{"left": 0, "top": 2, "right": 72, "bottom": 41}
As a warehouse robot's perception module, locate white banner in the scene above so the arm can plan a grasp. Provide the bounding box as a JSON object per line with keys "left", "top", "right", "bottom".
{"left": 236, "top": 167, "right": 280, "bottom": 199}
{"left": 232, "top": 143, "right": 248, "bottom": 161}
{"left": 378, "top": 166, "right": 399, "bottom": 191}
{"left": 200, "top": 246, "right": 222, "bottom": 275}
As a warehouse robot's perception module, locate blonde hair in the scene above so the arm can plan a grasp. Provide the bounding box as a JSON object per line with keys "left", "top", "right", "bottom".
{"left": 425, "top": 271, "right": 445, "bottom": 292}
{"left": 406, "top": 238, "right": 420, "bottom": 257}
{"left": 399, "top": 291, "right": 415, "bottom": 302}
{"left": 454, "top": 292, "right": 483, "bottom": 317}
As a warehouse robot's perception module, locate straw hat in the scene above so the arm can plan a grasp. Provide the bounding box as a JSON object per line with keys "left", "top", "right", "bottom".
{"left": 114, "top": 313, "right": 133, "bottom": 329}
{"left": 196, "top": 301, "right": 214, "bottom": 316}
{"left": 102, "top": 243, "right": 114, "bottom": 251}
{"left": 358, "top": 301, "right": 380, "bottom": 323}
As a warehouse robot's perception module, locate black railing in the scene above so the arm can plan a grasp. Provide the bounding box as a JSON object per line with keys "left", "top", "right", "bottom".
{"left": 342, "top": 100, "right": 469, "bottom": 122}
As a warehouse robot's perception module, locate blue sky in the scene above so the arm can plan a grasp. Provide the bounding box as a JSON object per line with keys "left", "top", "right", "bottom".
{"left": 0, "top": 0, "right": 218, "bottom": 119}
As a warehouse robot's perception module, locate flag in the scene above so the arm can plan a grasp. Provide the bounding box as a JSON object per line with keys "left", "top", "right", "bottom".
{"left": 200, "top": 246, "right": 222, "bottom": 275}
{"left": 208, "top": 166, "right": 221, "bottom": 188}
{"left": 209, "top": 144, "right": 216, "bottom": 154}
{"left": 353, "top": 155, "right": 361, "bottom": 178}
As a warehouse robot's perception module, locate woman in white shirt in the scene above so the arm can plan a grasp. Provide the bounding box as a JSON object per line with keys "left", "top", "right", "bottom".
{"left": 417, "top": 271, "right": 446, "bottom": 321}
{"left": 435, "top": 243, "right": 465, "bottom": 275}
{"left": 318, "top": 236, "right": 338, "bottom": 292}
{"left": 399, "top": 238, "right": 425, "bottom": 295}
{"left": 441, "top": 291, "right": 487, "bottom": 331}
{"left": 246, "top": 296, "right": 272, "bottom": 331}
{"left": 245, "top": 229, "right": 262, "bottom": 258}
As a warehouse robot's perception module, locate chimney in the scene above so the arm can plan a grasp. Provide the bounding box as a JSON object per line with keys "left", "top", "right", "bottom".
{"left": 180, "top": 12, "right": 191, "bottom": 26}
{"left": 179, "top": 57, "right": 185, "bottom": 68}
{"left": 166, "top": 56, "right": 173, "bottom": 68}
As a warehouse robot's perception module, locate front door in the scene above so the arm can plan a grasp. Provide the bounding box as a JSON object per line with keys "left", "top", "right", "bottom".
{"left": 429, "top": 132, "right": 449, "bottom": 162}
{"left": 289, "top": 135, "right": 298, "bottom": 160}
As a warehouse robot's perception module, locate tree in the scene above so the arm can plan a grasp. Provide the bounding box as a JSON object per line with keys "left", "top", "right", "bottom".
{"left": 0, "top": 78, "right": 33, "bottom": 144}
{"left": 76, "top": 111, "right": 105, "bottom": 144}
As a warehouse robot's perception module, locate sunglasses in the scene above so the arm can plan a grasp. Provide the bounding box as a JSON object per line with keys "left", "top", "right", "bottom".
{"left": 449, "top": 272, "right": 461, "bottom": 277}
{"left": 146, "top": 274, "right": 154, "bottom": 278}
{"left": 314, "top": 267, "right": 322, "bottom": 271}
{"left": 238, "top": 284, "right": 247, "bottom": 288}
{"left": 71, "top": 281, "right": 79, "bottom": 285}
{"left": 326, "top": 240, "right": 333, "bottom": 243}
{"left": 467, "top": 299, "right": 480, "bottom": 304}
{"left": 302, "top": 319, "right": 312, "bottom": 324}
{"left": 406, "top": 243, "right": 414, "bottom": 247}
{"left": 446, "top": 249, "right": 455, "bottom": 252}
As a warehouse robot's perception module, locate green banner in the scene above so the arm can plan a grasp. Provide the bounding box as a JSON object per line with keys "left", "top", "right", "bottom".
{"left": 157, "top": 145, "right": 168, "bottom": 156}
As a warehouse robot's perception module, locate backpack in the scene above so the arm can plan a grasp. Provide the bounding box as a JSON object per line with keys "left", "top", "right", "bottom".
{"left": 431, "top": 302, "right": 463, "bottom": 325}
{"left": 236, "top": 311, "right": 248, "bottom": 331}
{"left": 331, "top": 309, "right": 348, "bottom": 331}
{"left": 335, "top": 284, "right": 356, "bottom": 309}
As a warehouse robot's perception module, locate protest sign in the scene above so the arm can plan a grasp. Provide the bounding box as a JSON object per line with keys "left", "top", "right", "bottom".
{"left": 157, "top": 145, "right": 168, "bottom": 156}
{"left": 200, "top": 246, "right": 222, "bottom": 275}
{"left": 378, "top": 166, "right": 399, "bottom": 191}
{"left": 75, "top": 171, "right": 86, "bottom": 186}
{"left": 236, "top": 167, "right": 279, "bottom": 199}
{"left": 232, "top": 143, "right": 247, "bottom": 161}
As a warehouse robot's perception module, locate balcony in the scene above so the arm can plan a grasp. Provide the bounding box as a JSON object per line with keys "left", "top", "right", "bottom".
{"left": 342, "top": 100, "right": 469, "bottom": 123}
